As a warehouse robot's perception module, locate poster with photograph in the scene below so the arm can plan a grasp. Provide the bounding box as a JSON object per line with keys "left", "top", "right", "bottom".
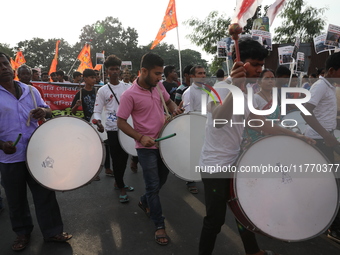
{"left": 251, "top": 30, "right": 272, "bottom": 51}
{"left": 121, "top": 61, "right": 132, "bottom": 70}
{"left": 314, "top": 34, "right": 335, "bottom": 54}
{"left": 218, "top": 37, "right": 234, "bottom": 60}
{"left": 296, "top": 52, "right": 305, "bottom": 72}
{"left": 278, "top": 46, "right": 294, "bottom": 65}
{"left": 96, "top": 53, "right": 105, "bottom": 65}
{"left": 252, "top": 17, "right": 270, "bottom": 32}
{"left": 325, "top": 24, "right": 340, "bottom": 47}
{"left": 217, "top": 40, "right": 227, "bottom": 58}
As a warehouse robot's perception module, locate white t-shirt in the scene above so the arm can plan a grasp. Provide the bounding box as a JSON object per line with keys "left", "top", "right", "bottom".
{"left": 253, "top": 93, "right": 269, "bottom": 110}
{"left": 199, "top": 86, "right": 256, "bottom": 170}
{"left": 93, "top": 82, "right": 131, "bottom": 131}
{"left": 304, "top": 77, "right": 337, "bottom": 139}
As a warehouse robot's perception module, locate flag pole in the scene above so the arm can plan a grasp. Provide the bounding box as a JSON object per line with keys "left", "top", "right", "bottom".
{"left": 67, "top": 59, "right": 79, "bottom": 77}
{"left": 176, "top": 27, "right": 183, "bottom": 83}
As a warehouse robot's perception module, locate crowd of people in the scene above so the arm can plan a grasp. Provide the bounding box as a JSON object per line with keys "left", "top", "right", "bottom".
{"left": 1, "top": 36, "right": 340, "bottom": 254}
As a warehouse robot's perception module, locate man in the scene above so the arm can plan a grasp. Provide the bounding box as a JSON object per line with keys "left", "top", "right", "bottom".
{"left": 175, "top": 64, "right": 193, "bottom": 105}
{"left": 0, "top": 52, "right": 72, "bottom": 251}
{"left": 94, "top": 69, "right": 104, "bottom": 85}
{"left": 72, "top": 71, "right": 82, "bottom": 84}
{"left": 17, "top": 65, "right": 45, "bottom": 99}
{"left": 41, "top": 72, "right": 50, "bottom": 82}
{"left": 56, "top": 70, "right": 65, "bottom": 82}
{"left": 182, "top": 65, "right": 207, "bottom": 112}
{"left": 93, "top": 55, "right": 133, "bottom": 202}
{"left": 121, "top": 67, "right": 132, "bottom": 85}
{"left": 50, "top": 72, "right": 58, "bottom": 82}
{"left": 163, "top": 65, "right": 178, "bottom": 101}
{"left": 117, "top": 53, "right": 182, "bottom": 245}
{"left": 302, "top": 52, "right": 340, "bottom": 243}
{"left": 198, "top": 38, "right": 314, "bottom": 255}
{"left": 31, "top": 69, "right": 40, "bottom": 81}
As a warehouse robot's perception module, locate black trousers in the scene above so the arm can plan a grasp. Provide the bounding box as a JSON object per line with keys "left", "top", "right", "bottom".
{"left": 199, "top": 178, "right": 260, "bottom": 255}
{"left": 0, "top": 162, "right": 63, "bottom": 238}
{"left": 107, "top": 131, "right": 129, "bottom": 189}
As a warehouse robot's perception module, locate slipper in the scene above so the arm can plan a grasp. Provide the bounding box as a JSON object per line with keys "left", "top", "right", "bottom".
{"left": 130, "top": 161, "right": 138, "bottom": 173}
{"left": 155, "top": 233, "right": 170, "bottom": 246}
{"left": 44, "top": 232, "right": 72, "bottom": 242}
{"left": 114, "top": 185, "right": 134, "bottom": 191}
{"left": 188, "top": 186, "right": 198, "bottom": 194}
{"left": 119, "top": 195, "right": 129, "bottom": 203}
{"left": 12, "top": 234, "right": 30, "bottom": 251}
{"left": 138, "top": 201, "right": 150, "bottom": 218}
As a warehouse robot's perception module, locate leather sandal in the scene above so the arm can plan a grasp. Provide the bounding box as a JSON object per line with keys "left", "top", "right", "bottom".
{"left": 12, "top": 234, "right": 30, "bottom": 251}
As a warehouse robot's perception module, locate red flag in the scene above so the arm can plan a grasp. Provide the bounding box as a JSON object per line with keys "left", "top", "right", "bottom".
{"left": 77, "top": 44, "right": 93, "bottom": 72}
{"left": 10, "top": 57, "right": 18, "bottom": 70}
{"left": 232, "top": 0, "right": 263, "bottom": 28}
{"left": 49, "top": 40, "right": 60, "bottom": 76}
{"left": 267, "top": 0, "right": 286, "bottom": 26}
{"left": 150, "top": 0, "right": 178, "bottom": 50}
{"left": 15, "top": 50, "right": 26, "bottom": 67}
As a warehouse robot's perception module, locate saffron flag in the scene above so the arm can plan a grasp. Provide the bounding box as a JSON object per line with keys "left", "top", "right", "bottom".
{"left": 77, "top": 44, "right": 93, "bottom": 72}
{"left": 231, "top": 0, "right": 263, "bottom": 28}
{"left": 15, "top": 50, "right": 26, "bottom": 67}
{"left": 10, "top": 57, "right": 18, "bottom": 70}
{"left": 267, "top": 0, "right": 286, "bottom": 26}
{"left": 150, "top": 0, "right": 178, "bottom": 50}
{"left": 49, "top": 40, "right": 60, "bottom": 76}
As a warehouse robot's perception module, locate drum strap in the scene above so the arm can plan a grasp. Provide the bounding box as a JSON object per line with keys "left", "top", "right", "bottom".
{"left": 107, "top": 84, "right": 120, "bottom": 105}
{"left": 156, "top": 85, "right": 171, "bottom": 121}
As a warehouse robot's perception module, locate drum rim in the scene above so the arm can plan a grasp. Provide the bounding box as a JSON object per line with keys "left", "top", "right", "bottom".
{"left": 232, "top": 134, "right": 340, "bottom": 242}
{"left": 26, "top": 115, "right": 105, "bottom": 191}
{"left": 158, "top": 112, "right": 206, "bottom": 182}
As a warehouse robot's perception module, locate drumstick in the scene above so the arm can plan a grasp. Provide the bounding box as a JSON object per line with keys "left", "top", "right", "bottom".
{"left": 228, "top": 23, "right": 242, "bottom": 62}
{"left": 155, "top": 133, "right": 176, "bottom": 142}
{"left": 13, "top": 133, "right": 22, "bottom": 146}
{"left": 92, "top": 119, "right": 98, "bottom": 125}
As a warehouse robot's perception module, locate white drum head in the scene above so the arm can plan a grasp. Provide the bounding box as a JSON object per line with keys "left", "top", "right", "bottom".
{"left": 282, "top": 110, "right": 309, "bottom": 134}
{"left": 159, "top": 113, "right": 206, "bottom": 182}
{"left": 118, "top": 116, "right": 137, "bottom": 156}
{"left": 234, "top": 135, "right": 339, "bottom": 241}
{"left": 26, "top": 116, "right": 104, "bottom": 191}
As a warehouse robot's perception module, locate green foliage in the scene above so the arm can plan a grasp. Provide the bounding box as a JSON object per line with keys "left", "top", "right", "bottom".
{"left": 0, "top": 43, "right": 13, "bottom": 57}
{"left": 273, "top": 0, "right": 327, "bottom": 43}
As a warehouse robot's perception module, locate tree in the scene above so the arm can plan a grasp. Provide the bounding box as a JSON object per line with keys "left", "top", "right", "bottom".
{"left": 273, "top": 0, "right": 327, "bottom": 43}
{"left": 0, "top": 43, "right": 14, "bottom": 58}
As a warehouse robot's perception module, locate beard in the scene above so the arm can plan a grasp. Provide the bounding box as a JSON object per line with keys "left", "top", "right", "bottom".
{"left": 145, "top": 74, "right": 157, "bottom": 88}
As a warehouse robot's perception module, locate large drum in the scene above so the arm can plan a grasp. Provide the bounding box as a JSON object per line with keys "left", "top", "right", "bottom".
{"left": 158, "top": 112, "right": 206, "bottom": 182}
{"left": 282, "top": 110, "right": 309, "bottom": 134}
{"left": 228, "top": 135, "right": 339, "bottom": 241}
{"left": 26, "top": 116, "right": 104, "bottom": 191}
{"left": 118, "top": 116, "right": 137, "bottom": 157}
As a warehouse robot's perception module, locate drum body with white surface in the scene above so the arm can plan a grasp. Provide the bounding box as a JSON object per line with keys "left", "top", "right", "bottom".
{"left": 26, "top": 116, "right": 104, "bottom": 191}
{"left": 228, "top": 135, "right": 339, "bottom": 241}
{"left": 118, "top": 116, "right": 137, "bottom": 157}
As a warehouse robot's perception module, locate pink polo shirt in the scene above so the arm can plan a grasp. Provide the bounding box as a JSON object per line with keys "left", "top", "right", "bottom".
{"left": 117, "top": 78, "right": 170, "bottom": 149}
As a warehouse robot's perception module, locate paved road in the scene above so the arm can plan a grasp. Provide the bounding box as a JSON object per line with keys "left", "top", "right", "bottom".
{"left": 0, "top": 163, "right": 339, "bottom": 255}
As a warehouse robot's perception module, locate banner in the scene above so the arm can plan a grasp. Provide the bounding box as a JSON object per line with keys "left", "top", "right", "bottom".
{"left": 278, "top": 46, "right": 294, "bottom": 65}
{"left": 314, "top": 34, "right": 335, "bottom": 54}
{"left": 325, "top": 24, "right": 340, "bottom": 47}
{"left": 251, "top": 30, "right": 272, "bottom": 51}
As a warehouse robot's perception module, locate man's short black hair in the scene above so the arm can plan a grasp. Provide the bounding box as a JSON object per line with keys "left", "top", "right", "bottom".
{"left": 73, "top": 71, "right": 82, "bottom": 78}
{"left": 275, "top": 65, "right": 291, "bottom": 77}
{"left": 0, "top": 52, "right": 10, "bottom": 61}
{"left": 216, "top": 69, "right": 224, "bottom": 78}
{"left": 104, "top": 55, "right": 122, "bottom": 69}
{"left": 325, "top": 52, "right": 340, "bottom": 71}
{"left": 56, "top": 70, "right": 65, "bottom": 76}
{"left": 164, "top": 65, "right": 175, "bottom": 78}
{"left": 183, "top": 65, "right": 193, "bottom": 76}
{"left": 83, "top": 69, "right": 97, "bottom": 77}
{"left": 140, "top": 52, "right": 164, "bottom": 70}
{"left": 232, "top": 37, "right": 268, "bottom": 62}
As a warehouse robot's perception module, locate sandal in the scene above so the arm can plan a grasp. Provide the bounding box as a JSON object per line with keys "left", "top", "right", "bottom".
{"left": 119, "top": 195, "right": 129, "bottom": 203}
{"left": 105, "top": 169, "right": 114, "bottom": 177}
{"left": 44, "top": 232, "right": 72, "bottom": 242}
{"left": 114, "top": 185, "right": 134, "bottom": 191}
{"left": 188, "top": 186, "right": 198, "bottom": 194}
{"left": 155, "top": 229, "right": 170, "bottom": 246}
{"left": 138, "top": 201, "right": 150, "bottom": 218}
{"left": 12, "top": 234, "right": 30, "bottom": 251}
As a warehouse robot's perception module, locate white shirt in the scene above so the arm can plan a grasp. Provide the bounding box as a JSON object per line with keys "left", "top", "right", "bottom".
{"left": 199, "top": 86, "right": 256, "bottom": 171}
{"left": 182, "top": 82, "right": 208, "bottom": 113}
{"left": 304, "top": 77, "right": 337, "bottom": 139}
{"left": 93, "top": 82, "right": 131, "bottom": 131}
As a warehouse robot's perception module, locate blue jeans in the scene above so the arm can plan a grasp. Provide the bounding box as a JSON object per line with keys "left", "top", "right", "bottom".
{"left": 137, "top": 149, "right": 169, "bottom": 229}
